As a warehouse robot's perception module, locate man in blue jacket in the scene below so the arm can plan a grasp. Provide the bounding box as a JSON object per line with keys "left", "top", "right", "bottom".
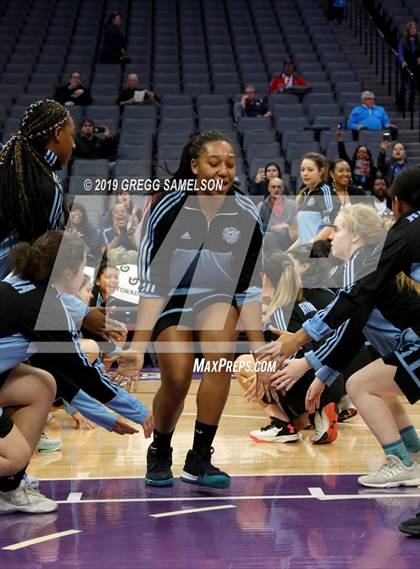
{"left": 347, "top": 91, "right": 393, "bottom": 133}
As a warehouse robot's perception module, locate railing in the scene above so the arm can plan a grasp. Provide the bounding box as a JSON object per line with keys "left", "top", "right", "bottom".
{"left": 345, "top": 0, "right": 419, "bottom": 136}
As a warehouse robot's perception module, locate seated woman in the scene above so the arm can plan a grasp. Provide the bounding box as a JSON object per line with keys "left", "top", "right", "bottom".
{"left": 329, "top": 159, "right": 372, "bottom": 207}
{"left": 101, "top": 203, "right": 138, "bottom": 265}
{"left": 377, "top": 140, "right": 410, "bottom": 184}
{"left": 65, "top": 202, "right": 100, "bottom": 256}
{"left": 236, "top": 250, "right": 344, "bottom": 444}
{"left": 336, "top": 131, "right": 377, "bottom": 193}
{"left": 250, "top": 161, "right": 284, "bottom": 197}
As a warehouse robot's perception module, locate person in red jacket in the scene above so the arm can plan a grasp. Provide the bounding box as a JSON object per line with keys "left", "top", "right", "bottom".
{"left": 269, "top": 59, "right": 311, "bottom": 94}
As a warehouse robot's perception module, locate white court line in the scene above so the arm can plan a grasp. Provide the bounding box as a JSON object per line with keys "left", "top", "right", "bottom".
{"left": 76, "top": 472, "right": 90, "bottom": 479}
{"left": 36, "top": 472, "right": 372, "bottom": 481}
{"left": 308, "top": 487, "right": 326, "bottom": 498}
{"left": 2, "top": 530, "right": 81, "bottom": 551}
{"left": 150, "top": 505, "right": 236, "bottom": 518}
{"left": 54, "top": 492, "right": 420, "bottom": 505}
{"left": 66, "top": 492, "right": 83, "bottom": 502}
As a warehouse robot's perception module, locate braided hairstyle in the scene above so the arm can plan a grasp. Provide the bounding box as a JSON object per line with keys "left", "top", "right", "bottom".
{"left": 0, "top": 99, "right": 70, "bottom": 242}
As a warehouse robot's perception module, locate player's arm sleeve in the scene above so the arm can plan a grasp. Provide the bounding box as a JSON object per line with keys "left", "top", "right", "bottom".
{"left": 305, "top": 319, "right": 366, "bottom": 385}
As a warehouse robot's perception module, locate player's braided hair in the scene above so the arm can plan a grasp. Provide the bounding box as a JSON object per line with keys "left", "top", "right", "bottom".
{"left": 0, "top": 99, "right": 70, "bottom": 241}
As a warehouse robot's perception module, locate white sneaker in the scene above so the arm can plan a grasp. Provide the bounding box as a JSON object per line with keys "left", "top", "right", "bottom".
{"left": 250, "top": 419, "right": 299, "bottom": 443}
{"left": 409, "top": 450, "right": 420, "bottom": 465}
{"left": 312, "top": 403, "right": 338, "bottom": 445}
{"left": 20, "top": 473, "right": 40, "bottom": 489}
{"left": 0, "top": 486, "right": 57, "bottom": 514}
{"left": 37, "top": 432, "right": 62, "bottom": 453}
{"left": 358, "top": 455, "right": 420, "bottom": 488}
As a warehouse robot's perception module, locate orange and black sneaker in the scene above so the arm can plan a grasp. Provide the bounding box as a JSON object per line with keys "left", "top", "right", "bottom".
{"left": 312, "top": 403, "right": 338, "bottom": 445}
{"left": 338, "top": 408, "right": 357, "bottom": 422}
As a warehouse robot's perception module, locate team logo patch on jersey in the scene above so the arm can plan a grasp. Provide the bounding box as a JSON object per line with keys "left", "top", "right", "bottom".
{"left": 180, "top": 231, "right": 192, "bottom": 240}
{"left": 222, "top": 226, "right": 240, "bottom": 244}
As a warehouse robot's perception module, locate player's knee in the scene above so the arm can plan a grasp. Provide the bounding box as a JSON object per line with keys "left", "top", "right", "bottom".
{"left": 163, "top": 370, "right": 191, "bottom": 401}
{"left": 346, "top": 371, "right": 365, "bottom": 399}
{"left": 32, "top": 368, "right": 56, "bottom": 401}
{"left": 1, "top": 440, "right": 32, "bottom": 476}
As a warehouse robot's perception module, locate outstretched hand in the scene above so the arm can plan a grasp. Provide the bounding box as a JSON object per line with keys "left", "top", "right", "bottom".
{"left": 112, "top": 418, "right": 139, "bottom": 435}
{"left": 254, "top": 327, "right": 301, "bottom": 363}
{"left": 72, "top": 412, "right": 96, "bottom": 430}
{"left": 115, "top": 349, "right": 144, "bottom": 380}
{"left": 305, "top": 378, "right": 326, "bottom": 414}
{"left": 271, "top": 358, "right": 310, "bottom": 392}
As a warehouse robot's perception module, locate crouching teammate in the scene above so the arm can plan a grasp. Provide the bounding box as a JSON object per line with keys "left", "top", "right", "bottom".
{"left": 0, "top": 367, "right": 57, "bottom": 514}
{"left": 0, "top": 231, "right": 153, "bottom": 513}
{"left": 257, "top": 167, "right": 420, "bottom": 498}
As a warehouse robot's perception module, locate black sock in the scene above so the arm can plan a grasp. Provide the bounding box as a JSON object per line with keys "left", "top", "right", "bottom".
{"left": 0, "top": 468, "right": 26, "bottom": 492}
{"left": 152, "top": 429, "right": 174, "bottom": 452}
{"left": 192, "top": 421, "right": 218, "bottom": 455}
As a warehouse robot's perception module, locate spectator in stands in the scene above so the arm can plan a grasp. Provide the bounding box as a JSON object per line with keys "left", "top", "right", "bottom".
{"left": 102, "top": 190, "right": 142, "bottom": 228}
{"left": 91, "top": 263, "right": 120, "bottom": 308}
{"left": 269, "top": 59, "right": 310, "bottom": 94}
{"left": 259, "top": 177, "right": 297, "bottom": 250}
{"left": 233, "top": 85, "right": 272, "bottom": 123}
{"left": 336, "top": 129, "right": 377, "bottom": 193}
{"left": 116, "top": 74, "right": 159, "bottom": 107}
{"left": 250, "top": 161, "right": 283, "bottom": 196}
{"left": 74, "top": 118, "right": 116, "bottom": 160}
{"left": 99, "top": 12, "right": 128, "bottom": 64}
{"left": 65, "top": 202, "right": 99, "bottom": 255}
{"left": 371, "top": 175, "right": 391, "bottom": 218}
{"left": 347, "top": 91, "right": 395, "bottom": 135}
{"left": 101, "top": 203, "right": 138, "bottom": 265}
{"left": 329, "top": 159, "right": 368, "bottom": 206}
{"left": 54, "top": 72, "right": 92, "bottom": 107}
{"left": 377, "top": 140, "right": 410, "bottom": 184}
{"left": 398, "top": 21, "right": 420, "bottom": 112}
